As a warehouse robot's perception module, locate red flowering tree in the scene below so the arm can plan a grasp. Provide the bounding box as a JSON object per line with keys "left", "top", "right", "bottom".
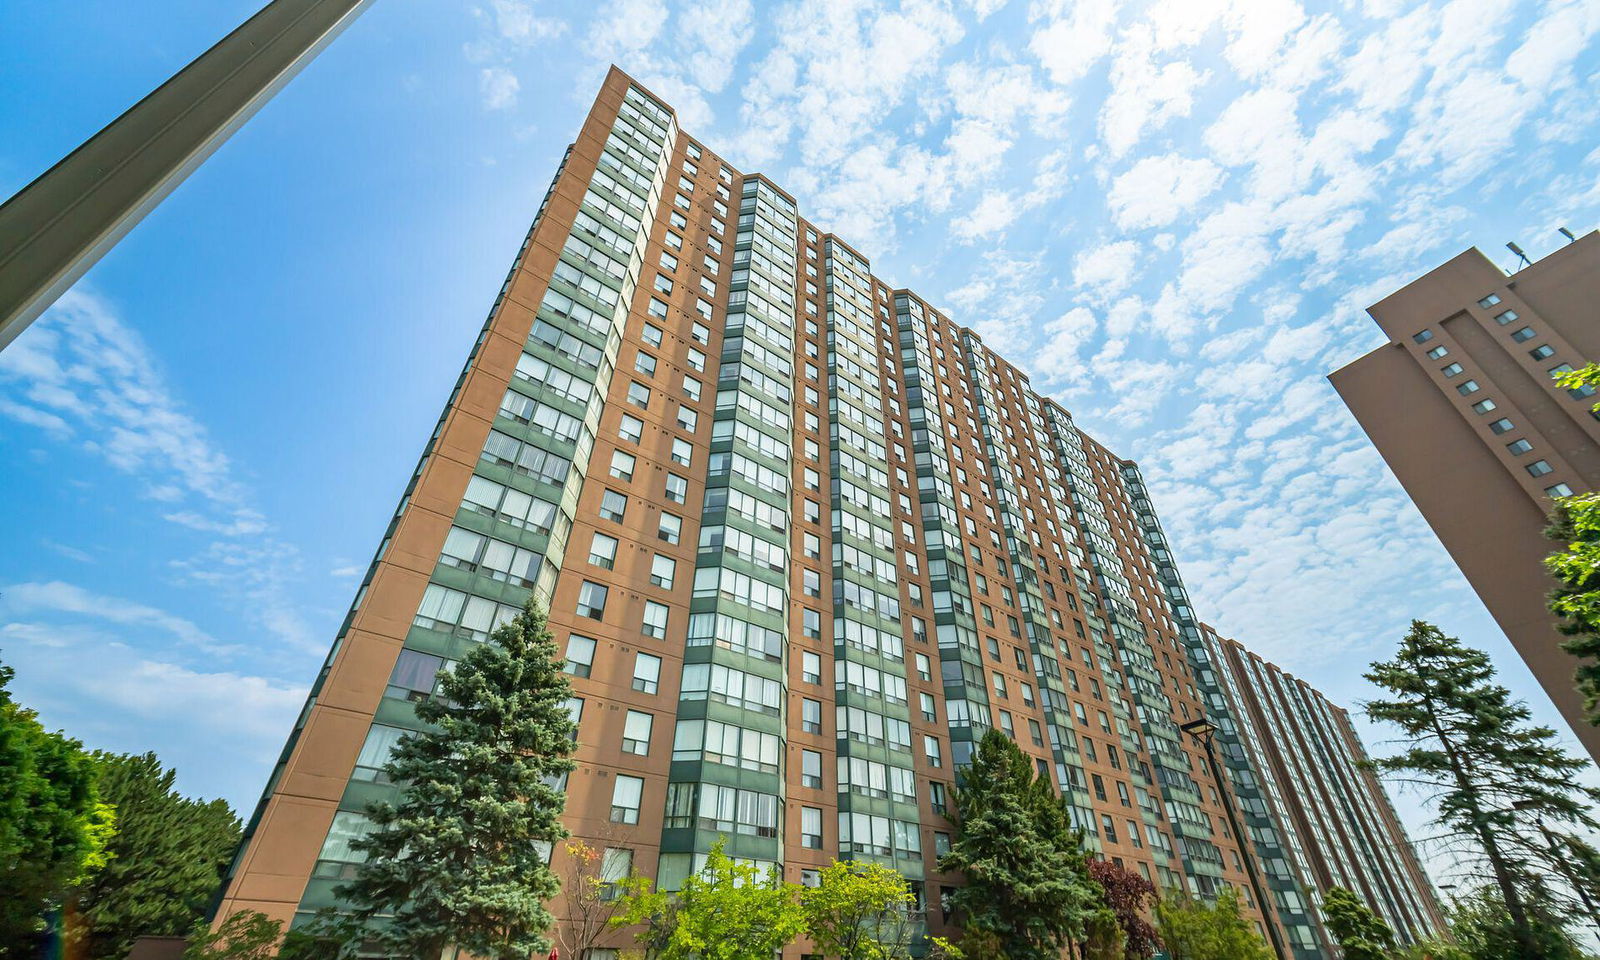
{"left": 1087, "top": 857, "right": 1162, "bottom": 960}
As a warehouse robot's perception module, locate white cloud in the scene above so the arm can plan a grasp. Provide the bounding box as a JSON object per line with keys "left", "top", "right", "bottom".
{"left": 1072, "top": 239, "right": 1143, "bottom": 297}
{"left": 952, "top": 190, "right": 1021, "bottom": 240}
{"left": 2, "top": 581, "right": 229, "bottom": 655}
{"left": 1028, "top": 0, "right": 1121, "bottom": 86}
{"left": 1107, "top": 154, "right": 1225, "bottom": 229}
{"left": 479, "top": 66, "right": 520, "bottom": 110}
{"left": 1098, "top": 25, "right": 1211, "bottom": 158}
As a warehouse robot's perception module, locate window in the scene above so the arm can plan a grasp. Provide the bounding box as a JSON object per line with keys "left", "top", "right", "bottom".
{"left": 665, "top": 474, "right": 688, "bottom": 504}
{"left": 623, "top": 711, "right": 652, "bottom": 755}
{"left": 619, "top": 414, "right": 644, "bottom": 444}
{"left": 924, "top": 736, "right": 942, "bottom": 768}
{"left": 671, "top": 438, "right": 693, "bottom": 465}
{"left": 643, "top": 323, "right": 664, "bottom": 347}
{"left": 803, "top": 570, "right": 821, "bottom": 597}
{"left": 600, "top": 490, "right": 627, "bottom": 522}
{"left": 1531, "top": 344, "right": 1556, "bottom": 360}
{"left": 921, "top": 692, "right": 937, "bottom": 722}
{"left": 658, "top": 513, "right": 682, "bottom": 544}
{"left": 600, "top": 847, "right": 633, "bottom": 901}
{"left": 609, "top": 450, "right": 635, "bottom": 481}
{"left": 1456, "top": 379, "right": 1479, "bottom": 395}
{"left": 802, "top": 697, "right": 822, "bottom": 733}
{"left": 1478, "top": 293, "right": 1502, "bottom": 308}
{"left": 684, "top": 374, "right": 703, "bottom": 399}
{"left": 803, "top": 652, "right": 822, "bottom": 684}
{"left": 1472, "top": 398, "right": 1497, "bottom": 414}
{"left": 577, "top": 581, "right": 608, "bottom": 619}
{"left": 676, "top": 406, "right": 698, "bottom": 432}
{"left": 1527, "top": 460, "right": 1554, "bottom": 477}
{"left": 658, "top": 252, "right": 678, "bottom": 272}
{"left": 691, "top": 321, "right": 709, "bottom": 344}
{"left": 634, "top": 352, "right": 657, "bottom": 377}
{"left": 1440, "top": 362, "right": 1463, "bottom": 377}
{"left": 931, "top": 781, "right": 948, "bottom": 815}
{"left": 633, "top": 653, "right": 661, "bottom": 694}
{"left": 351, "top": 724, "right": 406, "bottom": 782}
{"left": 1548, "top": 483, "right": 1575, "bottom": 497}
{"left": 1489, "top": 417, "right": 1515, "bottom": 435}
{"left": 802, "top": 749, "right": 823, "bottom": 789}
{"left": 1101, "top": 815, "right": 1118, "bottom": 843}
{"left": 1426, "top": 345, "right": 1449, "bottom": 359}
{"left": 1511, "top": 325, "right": 1537, "bottom": 343}
{"left": 628, "top": 381, "right": 651, "bottom": 408}
{"left": 915, "top": 654, "right": 931, "bottom": 681}
{"left": 653, "top": 274, "right": 672, "bottom": 294}
{"left": 642, "top": 601, "right": 669, "bottom": 640}
{"left": 565, "top": 635, "right": 596, "bottom": 677}
{"left": 611, "top": 776, "right": 643, "bottom": 824}
{"left": 1494, "top": 309, "right": 1518, "bottom": 325}
{"left": 801, "top": 807, "right": 823, "bottom": 848}
{"left": 1507, "top": 438, "right": 1533, "bottom": 455}
{"left": 1412, "top": 330, "right": 1434, "bottom": 344}
{"left": 992, "top": 672, "right": 1007, "bottom": 699}
{"left": 650, "top": 554, "right": 676, "bottom": 589}
{"left": 385, "top": 649, "right": 444, "bottom": 702}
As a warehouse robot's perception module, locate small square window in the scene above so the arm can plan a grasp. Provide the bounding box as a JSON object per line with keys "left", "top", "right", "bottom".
{"left": 691, "top": 321, "right": 710, "bottom": 344}
{"left": 653, "top": 274, "right": 673, "bottom": 294}
{"left": 628, "top": 382, "right": 651, "bottom": 409}
{"left": 609, "top": 450, "right": 636, "bottom": 482}
{"left": 1426, "top": 345, "right": 1449, "bottom": 359}
{"left": 1511, "top": 326, "right": 1537, "bottom": 343}
{"left": 588, "top": 533, "right": 618, "bottom": 570}
{"left": 564, "top": 635, "right": 596, "bottom": 677}
{"left": 802, "top": 652, "right": 822, "bottom": 684}
{"left": 632, "top": 653, "right": 661, "bottom": 694}
{"left": 1494, "top": 309, "right": 1518, "bottom": 325}
{"left": 1489, "top": 417, "right": 1515, "bottom": 435}
{"left": 1478, "top": 293, "right": 1502, "bottom": 308}
{"left": 1412, "top": 330, "right": 1434, "bottom": 344}
{"left": 1472, "top": 398, "right": 1497, "bottom": 414}
{"left": 683, "top": 375, "right": 703, "bottom": 400}
{"left": 634, "top": 352, "right": 658, "bottom": 377}
{"left": 650, "top": 554, "right": 676, "bottom": 590}
{"left": 1456, "top": 379, "right": 1480, "bottom": 396}
{"left": 1441, "top": 362, "right": 1463, "bottom": 377}
{"left": 658, "top": 513, "right": 682, "bottom": 544}
{"left": 1547, "top": 483, "right": 1575, "bottom": 498}
{"left": 1531, "top": 345, "right": 1556, "bottom": 360}
{"left": 671, "top": 438, "right": 692, "bottom": 465}
{"left": 647, "top": 298, "right": 668, "bottom": 319}
{"left": 1506, "top": 439, "right": 1533, "bottom": 455}
{"left": 622, "top": 710, "right": 652, "bottom": 755}
{"left": 577, "top": 581, "right": 608, "bottom": 619}
{"left": 665, "top": 473, "right": 688, "bottom": 504}
{"left": 642, "top": 601, "right": 669, "bottom": 640}
{"left": 600, "top": 490, "right": 628, "bottom": 522}
{"left": 610, "top": 776, "right": 643, "bottom": 824}
{"left": 1527, "top": 460, "right": 1554, "bottom": 477}
{"left": 676, "top": 407, "right": 698, "bottom": 432}
{"left": 619, "top": 415, "right": 644, "bottom": 444}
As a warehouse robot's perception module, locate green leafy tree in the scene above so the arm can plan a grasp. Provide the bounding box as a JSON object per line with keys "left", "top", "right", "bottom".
{"left": 338, "top": 600, "right": 577, "bottom": 960}
{"left": 800, "top": 860, "right": 919, "bottom": 960}
{"left": 1545, "top": 491, "right": 1600, "bottom": 723}
{"left": 0, "top": 658, "right": 116, "bottom": 955}
{"left": 72, "top": 751, "right": 241, "bottom": 958}
{"left": 611, "top": 839, "right": 805, "bottom": 960}
{"left": 183, "top": 911, "right": 283, "bottom": 960}
{"left": 1321, "top": 887, "right": 1394, "bottom": 960}
{"left": 937, "top": 728, "right": 1100, "bottom": 960}
{"left": 1364, "top": 621, "right": 1600, "bottom": 958}
{"left": 1153, "top": 888, "right": 1272, "bottom": 960}
{"left": 1085, "top": 857, "right": 1161, "bottom": 960}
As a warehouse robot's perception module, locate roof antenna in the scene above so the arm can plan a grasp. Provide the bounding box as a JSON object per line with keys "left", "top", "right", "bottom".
{"left": 1559, "top": 227, "right": 1577, "bottom": 244}
{"left": 1507, "top": 241, "right": 1533, "bottom": 270}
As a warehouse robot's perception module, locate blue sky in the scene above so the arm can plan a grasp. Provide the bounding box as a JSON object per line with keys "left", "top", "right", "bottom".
{"left": 2, "top": 0, "right": 1598, "bottom": 864}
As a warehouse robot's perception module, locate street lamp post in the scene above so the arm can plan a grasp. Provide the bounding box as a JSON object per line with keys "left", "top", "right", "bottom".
{"left": 0, "top": 0, "right": 375, "bottom": 351}
{"left": 1181, "top": 717, "right": 1290, "bottom": 960}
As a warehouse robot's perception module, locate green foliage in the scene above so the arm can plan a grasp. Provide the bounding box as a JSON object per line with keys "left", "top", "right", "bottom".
{"left": 1321, "top": 887, "right": 1394, "bottom": 960}
{"left": 1545, "top": 491, "right": 1600, "bottom": 723}
{"left": 1085, "top": 856, "right": 1161, "bottom": 960}
{"left": 338, "top": 599, "right": 577, "bottom": 960}
{"left": 72, "top": 751, "right": 242, "bottom": 959}
{"left": 611, "top": 839, "right": 805, "bottom": 960}
{"left": 1153, "top": 888, "right": 1272, "bottom": 960}
{"left": 182, "top": 911, "right": 282, "bottom": 960}
{"left": 800, "top": 860, "right": 918, "bottom": 960}
{"left": 0, "top": 657, "right": 115, "bottom": 956}
{"left": 938, "top": 729, "right": 1101, "bottom": 960}
{"left": 1443, "top": 886, "right": 1592, "bottom": 960}
{"left": 1364, "top": 621, "right": 1600, "bottom": 956}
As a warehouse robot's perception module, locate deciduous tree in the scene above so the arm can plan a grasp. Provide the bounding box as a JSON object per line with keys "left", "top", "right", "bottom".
{"left": 1153, "top": 888, "right": 1271, "bottom": 960}
{"left": 1321, "top": 887, "right": 1394, "bottom": 960}
{"left": 0, "top": 658, "right": 115, "bottom": 956}
{"left": 800, "top": 859, "right": 919, "bottom": 960}
{"left": 1085, "top": 857, "right": 1161, "bottom": 960}
{"left": 338, "top": 600, "right": 577, "bottom": 960}
{"left": 611, "top": 839, "right": 804, "bottom": 960}
{"left": 73, "top": 751, "right": 241, "bottom": 959}
{"left": 1545, "top": 491, "right": 1600, "bottom": 723}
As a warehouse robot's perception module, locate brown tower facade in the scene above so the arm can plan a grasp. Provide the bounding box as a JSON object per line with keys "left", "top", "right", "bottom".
{"left": 1330, "top": 233, "right": 1600, "bottom": 763}
{"left": 216, "top": 67, "right": 1432, "bottom": 957}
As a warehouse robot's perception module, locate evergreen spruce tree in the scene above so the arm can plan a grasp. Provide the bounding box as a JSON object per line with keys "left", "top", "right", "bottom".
{"left": 1320, "top": 887, "right": 1393, "bottom": 960}
{"left": 1364, "top": 620, "right": 1600, "bottom": 959}
{"left": 937, "top": 728, "right": 1100, "bottom": 960}
{"left": 73, "top": 751, "right": 241, "bottom": 959}
{"left": 339, "top": 599, "right": 577, "bottom": 960}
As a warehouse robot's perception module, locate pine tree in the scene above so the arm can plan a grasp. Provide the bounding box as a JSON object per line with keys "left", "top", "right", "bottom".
{"left": 1320, "top": 887, "right": 1393, "bottom": 960}
{"left": 72, "top": 751, "right": 241, "bottom": 959}
{"left": 937, "top": 728, "right": 1100, "bottom": 960}
{"left": 339, "top": 599, "right": 577, "bottom": 960}
{"left": 1364, "top": 620, "right": 1600, "bottom": 959}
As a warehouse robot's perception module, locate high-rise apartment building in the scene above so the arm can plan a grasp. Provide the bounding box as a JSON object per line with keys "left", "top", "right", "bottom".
{"left": 216, "top": 68, "right": 1432, "bottom": 956}
{"left": 1203, "top": 627, "right": 1447, "bottom": 951}
{"left": 1331, "top": 233, "right": 1600, "bottom": 763}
